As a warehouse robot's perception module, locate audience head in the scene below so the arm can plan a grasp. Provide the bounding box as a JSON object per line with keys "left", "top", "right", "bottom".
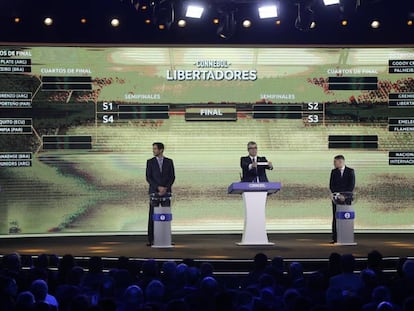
{"left": 396, "top": 257, "right": 407, "bottom": 277}
{"left": 30, "top": 279, "right": 48, "bottom": 302}
{"left": 236, "top": 290, "right": 254, "bottom": 309}
{"left": 360, "top": 268, "right": 377, "bottom": 287}
{"left": 48, "top": 254, "right": 59, "bottom": 268}
{"left": 402, "top": 259, "right": 414, "bottom": 278}
{"left": 3, "top": 253, "right": 22, "bottom": 272}
{"left": 185, "top": 266, "right": 200, "bottom": 286}
{"left": 340, "top": 254, "right": 355, "bottom": 273}
{"left": 259, "top": 273, "right": 274, "bottom": 289}
{"left": 289, "top": 262, "right": 304, "bottom": 280}
{"left": 16, "top": 291, "right": 35, "bottom": 310}
{"left": 271, "top": 256, "right": 284, "bottom": 272}
{"left": 328, "top": 252, "right": 342, "bottom": 275}
{"left": 372, "top": 286, "right": 391, "bottom": 304}
{"left": 368, "top": 250, "right": 383, "bottom": 271}
{"left": 176, "top": 263, "right": 188, "bottom": 284}
{"left": 142, "top": 259, "right": 158, "bottom": 278}
{"left": 145, "top": 280, "right": 165, "bottom": 302}
{"left": 35, "top": 254, "right": 49, "bottom": 269}
{"left": 283, "top": 288, "right": 301, "bottom": 310}
{"left": 200, "top": 262, "right": 214, "bottom": 277}
{"left": 376, "top": 301, "right": 394, "bottom": 311}
{"left": 70, "top": 294, "right": 89, "bottom": 311}
{"left": 253, "top": 253, "right": 268, "bottom": 270}
{"left": 88, "top": 256, "right": 103, "bottom": 274}
{"left": 68, "top": 266, "right": 85, "bottom": 285}
{"left": 200, "top": 276, "right": 218, "bottom": 294}
{"left": 123, "top": 285, "right": 144, "bottom": 306}
{"left": 117, "top": 256, "right": 129, "bottom": 270}
{"left": 0, "top": 275, "right": 18, "bottom": 297}
{"left": 162, "top": 261, "right": 177, "bottom": 279}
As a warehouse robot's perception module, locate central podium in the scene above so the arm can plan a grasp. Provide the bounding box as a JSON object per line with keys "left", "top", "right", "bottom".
{"left": 228, "top": 182, "right": 281, "bottom": 246}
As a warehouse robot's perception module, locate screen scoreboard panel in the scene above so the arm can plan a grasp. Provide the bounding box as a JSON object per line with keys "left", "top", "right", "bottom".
{"left": 0, "top": 46, "right": 413, "bottom": 235}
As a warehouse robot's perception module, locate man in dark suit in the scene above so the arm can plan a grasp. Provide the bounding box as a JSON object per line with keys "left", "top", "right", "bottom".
{"left": 240, "top": 141, "right": 273, "bottom": 182}
{"left": 146, "top": 142, "right": 175, "bottom": 246}
{"left": 329, "top": 155, "right": 355, "bottom": 243}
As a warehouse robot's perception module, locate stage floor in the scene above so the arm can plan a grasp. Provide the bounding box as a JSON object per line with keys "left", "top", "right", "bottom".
{"left": 1, "top": 233, "right": 413, "bottom": 260}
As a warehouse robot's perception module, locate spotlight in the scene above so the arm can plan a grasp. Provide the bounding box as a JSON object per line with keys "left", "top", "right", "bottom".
{"left": 295, "top": 2, "right": 314, "bottom": 31}
{"left": 111, "top": 18, "right": 120, "bottom": 27}
{"left": 341, "top": 19, "right": 348, "bottom": 26}
{"left": 258, "top": 5, "right": 278, "bottom": 19}
{"left": 177, "top": 19, "right": 187, "bottom": 27}
{"left": 370, "top": 20, "right": 380, "bottom": 29}
{"left": 213, "top": 18, "right": 219, "bottom": 24}
{"left": 153, "top": 0, "right": 174, "bottom": 30}
{"left": 145, "top": 19, "right": 151, "bottom": 24}
{"left": 216, "top": 8, "right": 237, "bottom": 39}
{"left": 323, "top": 0, "right": 340, "bottom": 5}
{"left": 80, "top": 18, "right": 87, "bottom": 24}
{"left": 275, "top": 20, "right": 281, "bottom": 25}
{"left": 44, "top": 17, "right": 53, "bottom": 26}
{"left": 242, "top": 19, "right": 252, "bottom": 28}
{"left": 408, "top": 20, "right": 413, "bottom": 26}
{"left": 185, "top": 5, "right": 204, "bottom": 18}
{"left": 14, "top": 17, "right": 21, "bottom": 23}
{"left": 141, "top": 5, "right": 148, "bottom": 11}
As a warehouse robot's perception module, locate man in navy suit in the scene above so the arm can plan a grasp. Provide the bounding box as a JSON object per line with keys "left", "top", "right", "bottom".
{"left": 240, "top": 141, "right": 273, "bottom": 182}
{"left": 146, "top": 142, "right": 175, "bottom": 246}
{"left": 329, "top": 155, "right": 355, "bottom": 243}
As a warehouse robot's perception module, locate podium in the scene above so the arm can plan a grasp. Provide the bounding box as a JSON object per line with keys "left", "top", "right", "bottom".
{"left": 228, "top": 182, "right": 281, "bottom": 246}
{"left": 150, "top": 193, "right": 174, "bottom": 248}
{"left": 332, "top": 192, "right": 356, "bottom": 246}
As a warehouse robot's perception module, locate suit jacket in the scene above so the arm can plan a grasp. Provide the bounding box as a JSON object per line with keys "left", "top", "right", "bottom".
{"left": 240, "top": 156, "right": 271, "bottom": 182}
{"left": 146, "top": 157, "right": 175, "bottom": 194}
{"left": 329, "top": 166, "right": 355, "bottom": 193}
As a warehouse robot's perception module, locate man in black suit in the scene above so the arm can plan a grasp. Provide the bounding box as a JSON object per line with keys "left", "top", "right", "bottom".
{"left": 240, "top": 141, "right": 273, "bottom": 182}
{"left": 329, "top": 155, "right": 355, "bottom": 243}
{"left": 146, "top": 142, "right": 175, "bottom": 246}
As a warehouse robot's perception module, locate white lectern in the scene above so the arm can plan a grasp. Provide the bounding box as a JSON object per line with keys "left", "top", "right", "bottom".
{"left": 332, "top": 192, "right": 356, "bottom": 246}
{"left": 150, "top": 194, "right": 174, "bottom": 248}
{"left": 228, "top": 182, "right": 281, "bottom": 246}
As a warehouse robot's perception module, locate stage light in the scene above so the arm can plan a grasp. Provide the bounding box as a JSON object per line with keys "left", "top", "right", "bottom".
{"left": 185, "top": 5, "right": 204, "bottom": 18}
{"left": 275, "top": 20, "right": 281, "bottom": 25}
{"left": 370, "top": 20, "right": 380, "bottom": 29}
{"left": 295, "top": 2, "right": 314, "bottom": 32}
{"left": 323, "top": 0, "right": 340, "bottom": 5}
{"left": 177, "top": 19, "right": 187, "bottom": 27}
{"left": 153, "top": 0, "right": 174, "bottom": 30}
{"left": 111, "top": 18, "right": 120, "bottom": 27}
{"left": 258, "top": 5, "right": 278, "bottom": 19}
{"left": 80, "top": 18, "right": 87, "bottom": 24}
{"left": 44, "top": 17, "right": 53, "bottom": 26}
{"left": 213, "top": 18, "right": 219, "bottom": 24}
{"left": 341, "top": 19, "right": 348, "bottom": 26}
{"left": 408, "top": 20, "right": 413, "bottom": 26}
{"left": 141, "top": 5, "right": 148, "bottom": 11}
{"left": 145, "top": 19, "right": 151, "bottom": 24}
{"left": 217, "top": 8, "right": 237, "bottom": 39}
{"left": 14, "top": 17, "right": 21, "bottom": 23}
{"left": 242, "top": 19, "right": 252, "bottom": 28}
